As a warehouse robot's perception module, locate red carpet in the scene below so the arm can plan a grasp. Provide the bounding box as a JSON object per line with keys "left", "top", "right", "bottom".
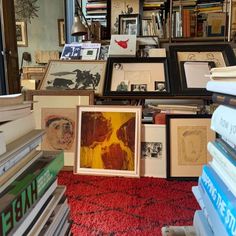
{"left": 58, "top": 171, "right": 199, "bottom": 236}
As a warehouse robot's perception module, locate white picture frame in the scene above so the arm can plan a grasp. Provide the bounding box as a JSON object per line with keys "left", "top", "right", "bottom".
{"left": 141, "top": 124, "right": 166, "bottom": 178}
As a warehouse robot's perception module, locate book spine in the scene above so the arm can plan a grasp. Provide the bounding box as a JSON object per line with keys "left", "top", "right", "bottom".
{"left": 0, "top": 151, "right": 64, "bottom": 236}
{"left": 212, "top": 93, "right": 236, "bottom": 108}
{"left": 200, "top": 165, "right": 236, "bottom": 236}
{"left": 211, "top": 105, "right": 236, "bottom": 146}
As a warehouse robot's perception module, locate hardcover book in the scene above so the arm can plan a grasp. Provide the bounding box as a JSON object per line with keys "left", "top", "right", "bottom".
{"left": 108, "top": 35, "right": 137, "bottom": 57}
{"left": 212, "top": 92, "right": 236, "bottom": 108}
{"left": 0, "top": 150, "right": 64, "bottom": 236}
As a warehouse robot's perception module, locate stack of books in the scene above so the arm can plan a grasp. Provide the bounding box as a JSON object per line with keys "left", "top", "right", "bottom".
{"left": 191, "top": 66, "right": 236, "bottom": 236}
{"left": 0, "top": 94, "right": 71, "bottom": 236}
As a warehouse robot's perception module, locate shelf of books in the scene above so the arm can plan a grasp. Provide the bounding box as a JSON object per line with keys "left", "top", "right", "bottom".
{"left": 0, "top": 94, "right": 72, "bottom": 236}
{"left": 191, "top": 65, "right": 236, "bottom": 236}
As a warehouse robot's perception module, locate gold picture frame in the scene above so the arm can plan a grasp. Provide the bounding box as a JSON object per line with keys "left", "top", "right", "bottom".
{"left": 166, "top": 114, "right": 215, "bottom": 180}
{"left": 16, "top": 21, "right": 28, "bottom": 47}
{"left": 38, "top": 60, "right": 106, "bottom": 96}
{"left": 57, "top": 19, "right": 65, "bottom": 46}
{"left": 75, "top": 105, "right": 142, "bottom": 177}
{"left": 25, "top": 90, "right": 94, "bottom": 170}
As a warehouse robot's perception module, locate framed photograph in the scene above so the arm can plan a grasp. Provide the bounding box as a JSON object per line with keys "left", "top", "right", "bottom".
{"left": 111, "top": 0, "right": 140, "bottom": 34}
{"left": 16, "top": 21, "right": 28, "bottom": 47}
{"left": 38, "top": 60, "right": 106, "bottom": 95}
{"left": 104, "top": 57, "right": 170, "bottom": 97}
{"left": 169, "top": 44, "right": 236, "bottom": 96}
{"left": 75, "top": 105, "right": 142, "bottom": 177}
{"left": 166, "top": 114, "right": 216, "bottom": 180}
{"left": 141, "top": 124, "right": 166, "bottom": 178}
{"left": 119, "top": 14, "right": 140, "bottom": 35}
{"left": 57, "top": 19, "right": 65, "bottom": 46}
{"left": 25, "top": 90, "right": 94, "bottom": 170}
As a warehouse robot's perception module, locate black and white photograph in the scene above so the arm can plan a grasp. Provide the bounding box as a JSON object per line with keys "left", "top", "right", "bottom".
{"left": 99, "top": 45, "right": 110, "bottom": 60}
{"left": 39, "top": 60, "right": 106, "bottom": 95}
{"left": 131, "top": 84, "right": 147, "bottom": 92}
{"left": 141, "top": 142, "right": 162, "bottom": 159}
{"left": 155, "top": 81, "right": 166, "bottom": 92}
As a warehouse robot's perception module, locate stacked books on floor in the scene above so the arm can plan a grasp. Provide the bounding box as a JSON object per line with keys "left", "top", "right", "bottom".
{"left": 192, "top": 65, "right": 236, "bottom": 236}
{"left": 0, "top": 94, "right": 71, "bottom": 236}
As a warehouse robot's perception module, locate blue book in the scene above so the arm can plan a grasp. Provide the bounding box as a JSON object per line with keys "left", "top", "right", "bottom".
{"left": 193, "top": 210, "right": 214, "bottom": 236}
{"left": 200, "top": 165, "right": 236, "bottom": 236}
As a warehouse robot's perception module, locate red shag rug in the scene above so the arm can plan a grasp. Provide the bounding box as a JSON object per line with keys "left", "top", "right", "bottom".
{"left": 58, "top": 171, "right": 199, "bottom": 236}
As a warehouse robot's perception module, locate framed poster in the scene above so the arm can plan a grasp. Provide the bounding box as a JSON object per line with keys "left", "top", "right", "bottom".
{"left": 169, "top": 44, "right": 236, "bottom": 95}
{"left": 141, "top": 124, "right": 166, "bottom": 178}
{"left": 166, "top": 114, "right": 215, "bottom": 180}
{"left": 25, "top": 90, "right": 94, "bottom": 169}
{"left": 75, "top": 105, "right": 142, "bottom": 177}
{"left": 16, "top": 21, "right": 28, "bottom": 47}
{"left": 38, "top": 60, "right": 106, "bottom": 95}
{"left": 104, "top": 57, "right": 170, "bottom": 97}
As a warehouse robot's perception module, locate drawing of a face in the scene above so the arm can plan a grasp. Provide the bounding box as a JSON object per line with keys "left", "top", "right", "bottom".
{"left": 45, "top": 115, "right": 75, "bottom": 150}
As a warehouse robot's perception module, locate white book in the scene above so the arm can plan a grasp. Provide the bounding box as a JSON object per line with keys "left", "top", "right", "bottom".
{"left": 211, "top": 105, "right": 236, "bottom": 146}
{"left": 206, "top": 80, "right": 236, "bottom": 96}
{"left": 210, "top": 65, "right": 236, "bottom": 79}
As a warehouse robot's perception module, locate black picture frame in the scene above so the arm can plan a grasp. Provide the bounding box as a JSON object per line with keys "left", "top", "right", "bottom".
{"left": 169, "top": 44, "right": 236, "bottom": 96}
{"left": 103, "top": 57, "right": 171, "bottom": 97}
{"left": 118, "top": 14, "right": 140, "bottom": 36}
{"left": 166, "top": 114, "right": 215, "bottom": 181}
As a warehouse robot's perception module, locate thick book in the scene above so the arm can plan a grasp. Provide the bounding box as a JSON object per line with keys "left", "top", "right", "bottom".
{"left": 199, "top": 165, "right": 236, "bottom": 236}
{"left": 0, "top": 150, "right": 64, "bottom": 236}
{"left": 0, "top": 129, "right": 45, "bottom": 176}
{"left": 209, "top": 65, "right": 236, "bottom": 80}
{"left": 206, "top": 81, "right": 236, "bottom": 96}
{"left": 212, "top": 92, "right": 236, "bottom": 108}
{"left": 0, "top": 93, "right": 24, "bottom": 107}
{"left": 0, "top": 112, "right": 36, "bottom": 145}
{"left": 211, "top": 105, "right": 236, "bottom": 146}
{"left": 193, "top": 210, "right": 214, "bottom": 236}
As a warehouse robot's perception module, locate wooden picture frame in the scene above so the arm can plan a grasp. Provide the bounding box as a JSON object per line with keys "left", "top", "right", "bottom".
{"left": 166, "top": 114, "right": 216, "bottom": 180}
{"left": 38, "top": 60, "right": 106, "bottom": 95}
{"left": 104, "top": 57, "right": 170, "bottom": 97}
{"left": 75, "top": 105, "right": 142, "bottom": 177}
{"left": 57, "top": 19, "right": 65, "bottom": 46}
{"left": 169, "top": 44, "right": 236, "bottom": 96}
{"left": 141, "top": 124, "right": 166, "bottom": 178}
{"left": 119, "top": 14, "right": 140, "bottom": 35}
{"left": 16, "top": 21, "right": 28, "bottom": 47}
{"left": 25, "top": 90, "right": 94, "bottom": 170}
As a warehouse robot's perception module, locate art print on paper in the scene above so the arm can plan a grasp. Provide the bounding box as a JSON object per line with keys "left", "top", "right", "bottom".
{"left": 39, "top": 60, "right": 106, "bottom": 95}
{"left": 141, "top": 142, "right": 163, "bottom": 159}
{"left": 41, "top": 108, "right": 76, "bottom": 152}
{"left": 80, "top": 111, "right": 136, "bottom": 171}
{"left": 177, "top": 126, "right": 207, "bottom": 165}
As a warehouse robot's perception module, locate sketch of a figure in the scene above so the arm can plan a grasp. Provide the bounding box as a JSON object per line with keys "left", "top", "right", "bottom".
{"left": 178, "top": 126, "right": 207, "bottom": 165}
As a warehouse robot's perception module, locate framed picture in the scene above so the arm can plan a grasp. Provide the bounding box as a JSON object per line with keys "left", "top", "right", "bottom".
{"left": 169, "top": 44, "right": 236, "bottom": 96}
{"left": 16, "top": 21, "right": 28, "bottom": 47}
{"left": 57, "top": 19, "right": 65, "bottom": 46}
{"left": 38, "top": 60, "right": 106, "bottom": 95}
{"left": 75, "top": 105, "right": 142, "bottom": 177}
{"left": 119, "top": 14, "right": 140, "bottom": 35}
{"left": 104, "top": 57, "right": 170, "bottom": 97}
{"left": 110, "top": 0, "right": 140, "bottom": 34}
{"left": 166, "top": 114, "right": 216, "bottom": 180}
{"left": 141, "top": 124, "right": 166, "bottom": 178}
{"left": 60, "top": 43, "right": 82, "bottom": 60}
{"left": 25, "top": 90, "right": 94, "bottom": 170}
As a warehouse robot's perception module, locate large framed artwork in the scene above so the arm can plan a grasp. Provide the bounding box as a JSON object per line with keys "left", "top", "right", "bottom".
{"left": 166, "top": 114, "right": 215, "bottom": 180}
{"left": 25, "top": 90, "right": 94, "bottom": 170}
{"left": 38, "top": 60, "right": 106, "bottom": 95}
{"left": 169, "top": 44, "right": 236, "bottom": 96}
{"left": 141, "top": 124, "right": 166, "bottom": 178}
{"left": 104, "top": 57, "right": 170, "bottom": 97}
{"left": 75, "top": 105, "right": 142, "bottom": 177}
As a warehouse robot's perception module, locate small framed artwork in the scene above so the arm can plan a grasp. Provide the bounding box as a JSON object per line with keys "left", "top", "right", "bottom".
{"left": 141, "top": 124, "right": 166, "bottom": 178}
{"left": 166, "top": 114, "right": 216, "bottom": 180}
{"left": 75, "top": 105, "right": 142, "bottom": 177}
{"left": 104, "top": 57, "right": 170, "bottom": 97}
{"left": 169, "top": 44, "right": 236, "bottom": 95}
{"left": 57, "top": 19, "right": 65, "bottom": 46}
{"left": 25, "top": 90, "right": 94, "bottom": 170}
{"left": 119, "top": 14, "right": 140, "bottom": 35}
{"left": 16, "top": 21, "right": 28, "bottom": 47}
{"left": 38, "top": 60, "right": 106, "bottom": 95}
{"left": 60, "top": 43, "right": 82, "bottom": 60}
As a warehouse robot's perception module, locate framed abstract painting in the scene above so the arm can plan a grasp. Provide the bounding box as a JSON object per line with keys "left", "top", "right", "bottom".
{"left": 75, "top": 105, "right": 142, "bottom": 177}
